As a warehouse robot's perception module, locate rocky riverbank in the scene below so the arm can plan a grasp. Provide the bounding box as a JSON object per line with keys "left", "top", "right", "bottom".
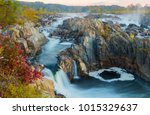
{"left": 0, "top": 22, "right": 47, "bottom": 56}
{"left": 0, "top": 14, "right": 60, "bottom": 98}
{"left": 52, "top": 16, "right": 150, "bottom": 82}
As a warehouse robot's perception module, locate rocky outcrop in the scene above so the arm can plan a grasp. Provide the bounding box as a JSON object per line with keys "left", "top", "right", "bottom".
{"left": 58, "top": 49, "right": 88, "bottom": 81}
{"left": 6, "top": 22, "right": 47, "bottom": 56}
{"left": 56, "top": 18, "right": 150, "bottom": 81}
{"left": 125, "top": 24, "right": 150, "bottom": 37}
{"left": 37, "top": 14, "right": 60, "bottom": 27}
{"left": 52, "top": 18, "right": 98, "bottom": 41}
{"left": 29, "top": 78, "right": 55, "bottom": 98}
{"left": 126, "top": 24, "right": 144, "bottom": 36}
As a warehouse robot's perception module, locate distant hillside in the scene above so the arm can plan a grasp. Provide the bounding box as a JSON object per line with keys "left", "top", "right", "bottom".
{"left": 19, "top": 1, "right": 150, "bottom": 14}
{"left": 19, "top": 1, "right": 126, "bottom": 13}
{"left": 19, "top": 1, "right": 83, "bottom": 12}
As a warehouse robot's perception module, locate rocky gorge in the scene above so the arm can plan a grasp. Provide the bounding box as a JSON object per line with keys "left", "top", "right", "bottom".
{"left": 52, "top": 15, "right": 150, "bottom": 82}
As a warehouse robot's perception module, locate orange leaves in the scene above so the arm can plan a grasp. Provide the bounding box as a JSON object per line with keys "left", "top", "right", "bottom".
{"left": 17, "top": 6, "right": 38, "bottom": 25}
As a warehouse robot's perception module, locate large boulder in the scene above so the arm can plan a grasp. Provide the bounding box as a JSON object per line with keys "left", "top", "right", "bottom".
{"left": 8, "top": 22, "right": 47, "bottom": 56}
{"left": 126, "top": 24, "right": 144, "bottom": 36}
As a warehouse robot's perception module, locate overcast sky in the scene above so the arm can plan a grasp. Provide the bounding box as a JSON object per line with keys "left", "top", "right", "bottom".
{"left": 18, "top": 0, "right": 150, "bottom": 6}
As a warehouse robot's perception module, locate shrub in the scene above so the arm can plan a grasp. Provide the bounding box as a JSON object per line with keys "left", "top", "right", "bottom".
{"left": 0, "top": 36, "right": 42, "bottom": 83}
{"left": 0, "top": 35, "right": 42, "bottom": 97}
{"left": 1, "top": 82, "right": 42, "bottom": 98}
{"left": 129, "top": 33, "right": 135, "bottom": 42}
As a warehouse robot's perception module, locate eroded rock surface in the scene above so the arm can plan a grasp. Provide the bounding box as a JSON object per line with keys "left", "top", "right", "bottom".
{"left": 12, "top": 22, "right": 47, "bottom": 56}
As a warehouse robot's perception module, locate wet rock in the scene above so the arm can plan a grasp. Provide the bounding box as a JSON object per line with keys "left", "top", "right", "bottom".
{"left": 38, "top": 14, "right": 59, "bottom": 27}
{"left": 120, "top": 23, "right": 126, "bottom": 27}
{"left": 55, "top": 94, "right": 65, "bottom": 98}
{"left": 126, "top": 24, "right": 144, "bottom": 36}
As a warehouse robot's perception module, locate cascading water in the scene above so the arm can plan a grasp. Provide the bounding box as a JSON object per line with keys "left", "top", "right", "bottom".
{"left": 42, "top": 68, "right": 55, "bottom": 81}
{"left": 42, "top": 68, "right": 71, "bottom": 97}
{"left": 72, "top": 60, "right": 80, "bottom": 79}
{"left": 55, "top": 69, "right": 71, "bottom": 96}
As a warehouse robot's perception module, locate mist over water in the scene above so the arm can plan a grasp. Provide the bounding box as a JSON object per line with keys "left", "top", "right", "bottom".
{"left": 102, "top": 13, "right": 141, "bottom": 26}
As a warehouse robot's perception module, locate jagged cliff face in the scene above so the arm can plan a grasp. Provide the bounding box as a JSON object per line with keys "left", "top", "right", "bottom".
{"left": 56, "top": 18, "right": 150, "bottom": 81}
{"left": 5, "top": 22, "right": 48, "bottom": 56}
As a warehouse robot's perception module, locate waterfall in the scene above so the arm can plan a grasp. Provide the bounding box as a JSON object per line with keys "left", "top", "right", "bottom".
{"left": 55, "top": 69, "right": 70, "bottom": 88}
{"left": 73, "top": 60, "right": 80, "bottom": 79}
{"left": 42, "top": 68, "right": 55, "bottom": 81}
{"left": 42, "top": 68, "right": 71, "bottom": 96}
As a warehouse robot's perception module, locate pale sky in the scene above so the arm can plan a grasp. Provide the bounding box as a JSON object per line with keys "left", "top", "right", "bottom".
{"left": 18, "top": 0, "right": 150, "bottom": 6}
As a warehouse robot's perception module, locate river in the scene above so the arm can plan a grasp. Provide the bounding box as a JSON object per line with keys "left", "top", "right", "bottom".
{"left": 36, "top": 13, "right": 150, "bottom": 98}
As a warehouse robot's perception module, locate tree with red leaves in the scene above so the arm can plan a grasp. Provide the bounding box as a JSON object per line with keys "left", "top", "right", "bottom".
{"left": 0, "top": 35, "right": 42, "bottom": 83}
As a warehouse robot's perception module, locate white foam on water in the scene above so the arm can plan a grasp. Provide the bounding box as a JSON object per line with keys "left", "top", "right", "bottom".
{"left": 89, "top": 67, "right": 135, "bottom": 82}
{"left": 60, "top": 42, "right": 73, "bottom": 45}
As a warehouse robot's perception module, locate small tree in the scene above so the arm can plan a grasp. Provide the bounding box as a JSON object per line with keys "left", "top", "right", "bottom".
{"left": 17, "top": 6, "right": 38, "bottom": 24}
{"left": 0, "top": 35, "right": 42, "bottom": 97}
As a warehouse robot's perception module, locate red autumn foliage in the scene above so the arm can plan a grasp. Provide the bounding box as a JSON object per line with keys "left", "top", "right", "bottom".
{"left": 0, "top": 35, "right": 42, "bottom": 83}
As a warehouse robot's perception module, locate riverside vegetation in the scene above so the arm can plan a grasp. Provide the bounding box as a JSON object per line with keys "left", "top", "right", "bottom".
{"left": 0, "top": 0, "right": 55, "bottom": 98}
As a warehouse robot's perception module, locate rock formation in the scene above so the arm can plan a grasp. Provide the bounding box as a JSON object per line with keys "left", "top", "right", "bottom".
{"left": 1, "top": 21, "right": 48, "bottom": 56}
{"left": 55, "top": 17, "right": 150, "bottom": 81}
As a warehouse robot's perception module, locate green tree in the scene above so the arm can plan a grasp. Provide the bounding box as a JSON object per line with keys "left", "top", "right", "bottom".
{"left": 0, "top": 0, "right": 19, "bottom": 27}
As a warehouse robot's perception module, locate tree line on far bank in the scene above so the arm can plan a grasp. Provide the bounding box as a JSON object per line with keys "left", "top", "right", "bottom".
{"left": 0, "top": 0, "right": 53, "bottom": 28}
